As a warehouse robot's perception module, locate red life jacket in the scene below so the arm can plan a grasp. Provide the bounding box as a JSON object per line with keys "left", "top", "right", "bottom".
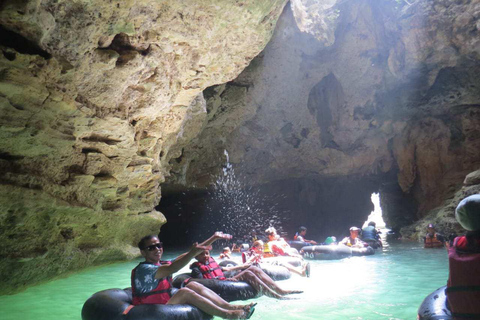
{"left": 191, "top": 257, "right": 226, "bottom": 280}
{"left": 446, "top": 236, "right": 480, "bottom": 318}
{"left": 131, "top": 261, "right": 172, "bottom": 305}
{"left": 424, "top": 233, "right": 444, "bottom": 248}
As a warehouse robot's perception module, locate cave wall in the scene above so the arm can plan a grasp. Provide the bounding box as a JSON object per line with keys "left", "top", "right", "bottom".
{"left": 0, "top": 0, "right": 288, "bottom": 293}
{"left": 165, "top": 0, "right": 480, "bottom": 236}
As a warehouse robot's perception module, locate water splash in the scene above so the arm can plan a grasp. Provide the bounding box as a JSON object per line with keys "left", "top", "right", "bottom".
{"left": 199, "top": 150, "right": 290, "bottom": 244}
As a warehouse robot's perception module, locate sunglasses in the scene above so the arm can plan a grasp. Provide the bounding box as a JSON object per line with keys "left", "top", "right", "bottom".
{"left": 143, "top": 243, "right": 163, "bottom": 251}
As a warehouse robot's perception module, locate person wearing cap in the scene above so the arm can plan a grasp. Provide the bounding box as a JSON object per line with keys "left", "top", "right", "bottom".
{"left": 446, "top": 194, "right": 480, "bottom": 318}
{"left": 131, "top": 232, "right": 256, "bottom": 319}
{"left": 340, "top": 227, "right": 367, "bottom": 248}
{"left": 423, "top": 223, "right": 445, "bottom": 248}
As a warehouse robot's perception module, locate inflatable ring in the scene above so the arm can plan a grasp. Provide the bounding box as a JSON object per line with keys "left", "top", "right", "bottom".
{"left": 417, "top": 286, "right": 452, "bottom": 320}
{"left": 362, "top": 239, "right": 382, "bottom": 249}
{"left": 263, "top": 256, "right": 303, "bottom": 268}
{"left": 259, "top": 264, "right": 291, "bottom": 281}
{"left": 301, "top": 245, "right": 352, "bottom": 260}
{"left": 351, "top": 246, "right": 375, "bottom": 256}
{"left": 81, "top": 288, "right": 212, "bottom": 320}
{"left": 219, "top": 259, "right": 291, "bottom": 281}
{"left": 172, "top": 273, "right": 258, "bottom": 301}
{"left": 288, "top": 240, "right": 311, "bottom": 250}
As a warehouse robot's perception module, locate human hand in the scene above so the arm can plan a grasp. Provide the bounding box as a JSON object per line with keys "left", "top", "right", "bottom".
{"left": 191, "top": 242, "right": 212, "bottom": 254}
{"left": 226, "top": 278, "right": 238, "bottom": 282}
{"left": 214, "top": 231, "right": 233, "bottom": 240}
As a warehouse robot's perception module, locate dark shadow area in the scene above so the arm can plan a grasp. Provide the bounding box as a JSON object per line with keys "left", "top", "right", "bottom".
{"left": 0, "top": 25, "right": 51, "bottom": 59}
{"left": 157, "top": 172, "right": 412, "bottom": 248}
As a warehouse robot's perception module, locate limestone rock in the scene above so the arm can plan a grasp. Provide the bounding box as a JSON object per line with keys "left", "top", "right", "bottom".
{"left": 164, "top": 0, "right": 480, "bottom": 238}
{"left": 464, "top": 169, "right": 480, "bottom": 186}
{"left": 0, "top": 0, "right": 287, "bottom": 293}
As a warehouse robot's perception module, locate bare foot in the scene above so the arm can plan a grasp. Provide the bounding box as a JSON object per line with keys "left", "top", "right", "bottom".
{"left": 284, "top": 290, "right": 304, "bottom": 295}
{"left": 230, "top": 302, "right": 256, "bottom": 310}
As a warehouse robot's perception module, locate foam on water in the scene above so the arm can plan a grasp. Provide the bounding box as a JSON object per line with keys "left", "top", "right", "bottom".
{"left": 1, "top": 242, "right": 448, "bottom": 320}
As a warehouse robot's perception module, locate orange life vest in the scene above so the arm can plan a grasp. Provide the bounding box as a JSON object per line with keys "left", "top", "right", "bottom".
{"left": 446, "top": 236, "right": 480, "bottom": 319}
{"left": 131, "top": 261, "right": 172, "bottom": 305}
{"left": 191, "top": 257, "right": 226, "bottom": 280}
{"left": 424, "top": 233, "right": 444, "bottom": 248}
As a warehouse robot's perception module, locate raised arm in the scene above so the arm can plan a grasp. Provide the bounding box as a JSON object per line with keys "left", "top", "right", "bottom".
{"left": 199, "top": 231, "right": 232, "bottom": 247}
{"left": 154, "top": 243, "right": 211, "bottom": 279}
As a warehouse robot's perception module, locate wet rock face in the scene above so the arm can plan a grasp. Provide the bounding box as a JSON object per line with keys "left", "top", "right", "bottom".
{"left": 0, "top": 0, "right": 287, "bottom": 293}
{"left": 165, "top": 0, "right": 480, "bottom": 235}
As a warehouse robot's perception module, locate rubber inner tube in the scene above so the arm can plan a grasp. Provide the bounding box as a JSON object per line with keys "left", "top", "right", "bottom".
{"left": 288, "top": 240, "right": 311, "bottom": 250}
{"left": 259, "top": 264, "right": 291, "bottom": 281}
{"left": 301, "top": 245, "right": 352, "bottom": 260}
{"left": 172, "top": 273, "right": 258, "bottom": 301}
{"left": 417, "top": 286, "right": 452, "bottom": 320}
{"left": 218, "top": 259, "right": 291, "bottom": 280}
{"left": 351, "top": 246, "right": 375, "bottom": 256}
{"left": 81, "top": 288, "right": 212, "bottom": 320}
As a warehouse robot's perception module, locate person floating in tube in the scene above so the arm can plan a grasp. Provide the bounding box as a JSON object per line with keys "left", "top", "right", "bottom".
{"left": 293, "top": 226, "right": 318, "bottom": 245}
{"left": 340, "top": 227, "right": 367, "bottom": 248}
{"left": 265, "top": 227, "right": 303, "bottom": 258}
{"left": 423, "top": 223, "right": 445, "bottom": 248}
{"left": 219, "top": 247, "right": 232, "bottom": 260}
{"left": 131, "top": 232, "right": 256, "bottom": 319}
{"left": 243, "top": 240, "right": 308, "bottom": 277}
{"left": 189, "top": 248, "right": 303, "bottom": 299}
{"left": 445, "top": 194, "right": 480, "bottom": 318}
{"left": 361, "top": 221, "right": 383, "bottom": 248}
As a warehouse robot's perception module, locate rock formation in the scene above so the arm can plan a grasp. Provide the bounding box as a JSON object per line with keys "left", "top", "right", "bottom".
{"left": 1, "top": 0, "right": 479, "bottom": 293}
{"left": 0, "top": 0, "right": 287, "bottom": 293}
{"left": 164, "top": 0, "right": 480, "bottom": 241}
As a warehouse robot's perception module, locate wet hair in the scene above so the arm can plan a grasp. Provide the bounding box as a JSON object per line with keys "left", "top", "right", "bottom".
{"left": 368, "top": 221, "right": 376, "bottom": 227}
{"left": 138, "top": 235, "right": 159, "bottom": 250}
{"left": 299, "top": 226, "right": 307, "bottom": 232}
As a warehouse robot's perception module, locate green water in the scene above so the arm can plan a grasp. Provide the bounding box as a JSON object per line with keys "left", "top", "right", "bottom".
{"left": 1, "top": 241, "right": 448, "bottom": 320}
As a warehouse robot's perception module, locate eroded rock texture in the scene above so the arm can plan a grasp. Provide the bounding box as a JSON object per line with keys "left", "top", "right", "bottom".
{"left": 0, "top": 0, "right": 287, "bottom": 293}
{"left": 164, "top": 0, "right": 480, "bottom": 240}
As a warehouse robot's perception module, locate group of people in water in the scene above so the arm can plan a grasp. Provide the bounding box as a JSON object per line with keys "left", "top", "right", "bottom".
{"left": 129, "top": 194, "right": 480, "bottom": 319}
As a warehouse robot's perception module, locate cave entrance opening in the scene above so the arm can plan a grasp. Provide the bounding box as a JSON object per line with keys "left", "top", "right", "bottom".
{"left": 362, "top": 193, "right": 386, "bottom": 229}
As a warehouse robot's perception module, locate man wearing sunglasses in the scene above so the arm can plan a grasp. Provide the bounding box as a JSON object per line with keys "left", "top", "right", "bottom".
{"left": 131, "top": 232, "right": 256, "bottom": 319}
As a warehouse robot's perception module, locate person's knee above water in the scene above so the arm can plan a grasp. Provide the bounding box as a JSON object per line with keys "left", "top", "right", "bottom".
{"left": 340, "top": 227, "right": 367, "bottom": 248}
{"left": 424, "top": 223, "right": 445, "bottom": 248}
{"left": 131, "top": 232, "right": 255, "bottom": 319}
{"left": 293, "top": 226, "right": 317, "bottom": 245}
{"left": 446, "top": 194, "right": 480, "bottom": 318}
{"left": 190, "top": 249, "right": 303, "bottom": 299}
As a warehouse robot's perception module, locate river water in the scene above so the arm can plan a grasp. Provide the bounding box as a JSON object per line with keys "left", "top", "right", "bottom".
{"left": 1, "top": 240, "right": 448, "bottom": 320}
